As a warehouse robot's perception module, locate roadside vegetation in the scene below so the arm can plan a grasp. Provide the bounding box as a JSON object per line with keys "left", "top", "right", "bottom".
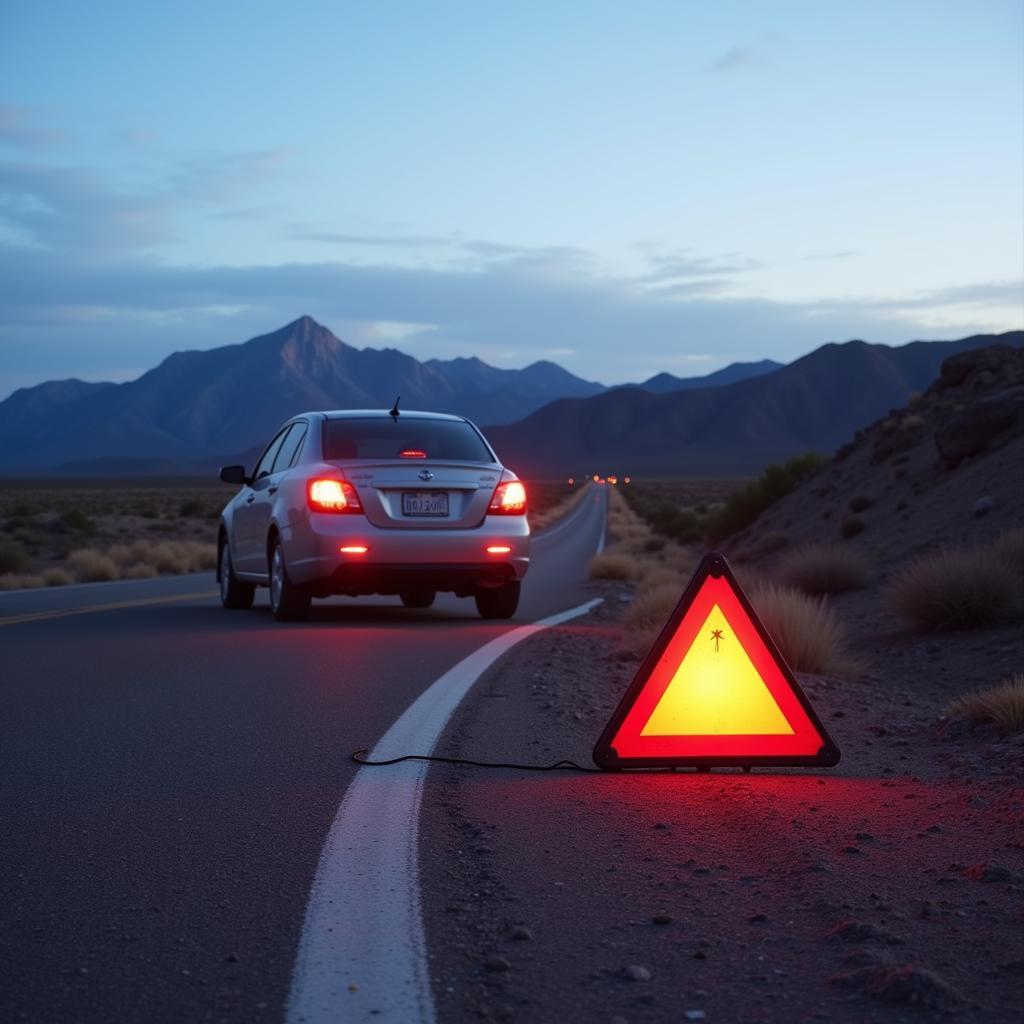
{"left": 947, "top": 674, "right": 1024, "bottom": 734}
{"left": 620, "top": 453, "right": 824, "bottom": 547}
{"left": 590, "top": 482, "right": 858, "bottom": 676}
{"left": 887, "top": 530, "right": 1024, "bottom": 631}
{"left": 777, "top": 541, "right": 872, "bottom": 595}
{"left": 0, "top": 480, "right": 224, "bottom": 590}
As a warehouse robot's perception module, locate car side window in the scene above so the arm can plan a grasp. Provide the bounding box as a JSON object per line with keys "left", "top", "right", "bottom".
{"left": 252, "top": 428, "right": 290, "bottom": 481}
{"left": 272, "top": 422, "right": 307, "bottom": 474}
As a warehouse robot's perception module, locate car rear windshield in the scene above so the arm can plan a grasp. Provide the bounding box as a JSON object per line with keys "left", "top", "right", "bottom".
{"left": 322, "top": 417, "right": 495, "bottom": 462}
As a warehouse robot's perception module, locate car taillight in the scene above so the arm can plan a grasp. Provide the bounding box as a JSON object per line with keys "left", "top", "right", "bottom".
{"left": 488, "top": 480, "right": 527, "bottom": 515}
{"left": 399, "top": 449, "right": 427, "bottom": 458}
{"left": 308, "top": 478, "right": 363, "bottom": 514}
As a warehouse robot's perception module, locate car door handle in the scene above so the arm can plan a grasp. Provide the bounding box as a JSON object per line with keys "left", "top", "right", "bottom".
{"left": 268, "top": 485, "right": 279, "bottom": 495}
{"left": 246, "top": 494, "right": 256, "bottom": 504}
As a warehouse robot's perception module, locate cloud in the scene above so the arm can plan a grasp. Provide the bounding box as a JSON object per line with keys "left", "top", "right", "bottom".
{"left": 709, "top": 34, "right": 783, "bottom": 73}
{"left": 0, "top": 146, "right": 293, "bottom": 254}
{"left": 0, "top": 103, "right": 70, "bottom": 150}
{"left": 805, "top": 250, "right": 859, "bottom": 261}
{"left": 1, "top": 240, "right": 1014, "bottom": 398}
{"left": 286, "top": 229, "right": 454, "bottom": 247}
{"left": 710, "top": 46, "right": 761, "bottom": 73}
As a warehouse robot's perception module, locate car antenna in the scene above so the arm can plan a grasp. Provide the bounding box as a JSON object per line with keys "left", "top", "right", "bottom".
{"left": 389, "top": 395, "right": 401, "bottom": 421}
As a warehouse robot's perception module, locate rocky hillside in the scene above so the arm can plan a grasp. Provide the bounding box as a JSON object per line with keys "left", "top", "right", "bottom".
{"left": 728, "top": 343, "right": 1024, "bottom": 565}
{"left": 486, "top": 331, "right": 1023, "bottom": 476}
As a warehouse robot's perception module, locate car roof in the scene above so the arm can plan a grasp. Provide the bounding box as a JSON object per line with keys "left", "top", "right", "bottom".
{"left": 314, "top": 409, "right": 468, "bottom": 422}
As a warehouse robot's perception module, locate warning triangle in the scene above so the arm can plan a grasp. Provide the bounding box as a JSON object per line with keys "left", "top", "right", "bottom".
{"left": 593, "top": 552, "right": 840, "bottom": 769}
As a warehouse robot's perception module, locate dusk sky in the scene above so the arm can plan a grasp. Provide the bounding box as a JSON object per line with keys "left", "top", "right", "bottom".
{"left": 1, "top": 0, "right": 1021, "bottom": 399}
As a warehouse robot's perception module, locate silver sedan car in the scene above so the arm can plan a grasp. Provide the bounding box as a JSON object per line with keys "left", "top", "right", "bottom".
{"left": 217, "top": 410, "right": 530, "bottom": 621}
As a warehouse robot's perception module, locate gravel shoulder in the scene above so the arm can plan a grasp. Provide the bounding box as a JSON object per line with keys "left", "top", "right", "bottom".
{"left": 419, "top": 584, "right": 1023, "bottom": 1024}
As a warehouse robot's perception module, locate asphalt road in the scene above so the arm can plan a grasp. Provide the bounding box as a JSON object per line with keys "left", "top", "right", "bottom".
{"left": 0, "top": 485, "right": 607, "bottom": 1024}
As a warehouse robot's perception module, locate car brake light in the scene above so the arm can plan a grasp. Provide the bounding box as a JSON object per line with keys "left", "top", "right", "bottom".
{"left": 399, "top": 449, "right": 427, "bottom": 458}
{"left": 486, "top": 544, "right": 512, "bottom": 555}
{"left": 340, "top": 545, "right": 369, "bottom": 554}
{"left": 308, "top": 478, "right": 363, "bottom": 513}
{"left": 488, "top": 480, "right": 527, "bottom": 515}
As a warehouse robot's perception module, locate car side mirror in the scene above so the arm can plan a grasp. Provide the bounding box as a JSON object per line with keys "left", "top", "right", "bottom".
{"left": 219, "top": 464, "right": 250, "bottom": 485}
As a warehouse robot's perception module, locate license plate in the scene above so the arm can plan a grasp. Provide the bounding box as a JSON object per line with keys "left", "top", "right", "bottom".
{"left": 402, "top": 491, "right": 449, "bottom": 517}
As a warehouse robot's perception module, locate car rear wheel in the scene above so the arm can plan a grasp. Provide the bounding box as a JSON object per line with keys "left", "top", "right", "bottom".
{"left": 400, "top": 590, "right": 436, "bottom": 609}
{"left": 269, "top": 539, "right": 311, "bottom": 622}
{"left": 474, "top": 580, "right": 520, "bottom": 620}
{"left": 219, "top": 539, "right": 255, "bottom": 610}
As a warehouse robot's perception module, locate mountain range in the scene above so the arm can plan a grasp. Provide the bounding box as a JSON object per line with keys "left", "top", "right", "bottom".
{"left": 0, "top": 316, "right": 1018, "bottom": 475}
{"left": 487, "top": 331, "right": 1023, "bottom": 475}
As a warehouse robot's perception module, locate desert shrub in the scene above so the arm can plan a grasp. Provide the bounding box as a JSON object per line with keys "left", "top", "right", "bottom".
{"left": 637, "top": 565, "right": 682, "bottom": 589}
{"left": 66, "top": 549, "right": 120, "bottom": 582}
{"left": 649, "top": 503, "right": 703, "bottom": 543}
{"left": 0, "top": 573, "right": 44, "bottom": 591}
{"left": 123, "top": 563, "right": 158, "bottom": 579}
{"left": 777, "top": 542, "right": 871, "bottom": 595}
{"left": 840, "top": 515, "right": 865, "bottom": 539}
{"left": 625, "top": 582, "right": 681, "bottom": 630}
{"left": 0, "top": 536, "right": 30, "bottom": 574}
{"left": 42, "top": 567, "right": 74, "bottom": 587}
{"left": 887, "top": 539, "right": 1024, "bottom": 631}
{"left": 899, "top": 414, "right": 925, "bottom": 432}
{"left": 947, "top": 675, "right": 1024, "bottom": 733}
{"left": 992, "top": 528, "right": 1024, "bottom": 573}
{"left": 706, "top": 452, "right": 825, "bottom": 542}
{"left": 749, "top": 582, "right": 859, "bottom": 675}
{"left": 178, "top": 499, "right": 205, "bottom": 517}
{"left": 588, "top": 552, "right": 637, "bottom": 581}
{"left": 848, "top": 495, "right": 873, "bottom": 512}
{"left": 60, "top": 509, "right": 97, "bottom": 535}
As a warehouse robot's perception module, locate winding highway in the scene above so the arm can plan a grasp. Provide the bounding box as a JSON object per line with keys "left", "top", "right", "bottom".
{"left": 0, "top": 485, "right": 606, "bottom": 1024}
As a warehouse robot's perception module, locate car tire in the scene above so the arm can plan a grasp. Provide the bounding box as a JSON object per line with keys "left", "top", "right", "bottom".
{"left": 219, "top": 538, "right": 255, "bottom": 610}
{"left": 400, "top": 590, "right": 436, "bottom": 609}
{"left": 474, "top": 580, "right": 520, "bottom": 620}
{"left": 269, "top": 538, "right": 311, "bottom": 622}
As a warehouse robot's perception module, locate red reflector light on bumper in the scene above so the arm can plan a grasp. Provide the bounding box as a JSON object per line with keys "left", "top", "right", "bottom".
{"left": 486, "top": 544, "right": 512, "bottom": 555}
{"left": 340, "top": 545, "right": 370, "bottom": 554}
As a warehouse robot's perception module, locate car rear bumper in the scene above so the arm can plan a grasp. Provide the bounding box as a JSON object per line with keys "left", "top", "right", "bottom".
{"left": 316, "top": 561, "right": 517, "bottom": 598}
{"left": 281, "top": 513, "right": 530, "bottom": 592}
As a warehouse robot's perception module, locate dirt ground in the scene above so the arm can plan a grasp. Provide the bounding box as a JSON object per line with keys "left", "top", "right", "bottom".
{"left": 419, "top": 586, "right": 1023, "bottom": 1023}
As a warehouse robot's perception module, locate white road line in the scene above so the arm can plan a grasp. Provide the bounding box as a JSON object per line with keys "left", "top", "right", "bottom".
{"left": 286, "top": 597, "right": 603, "bottom": 1024}
{"left": 595, "top": 488, "right": 607, "bottom": 553}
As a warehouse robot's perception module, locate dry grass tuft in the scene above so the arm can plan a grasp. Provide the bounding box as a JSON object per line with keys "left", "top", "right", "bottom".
{"left": 947, "top": 675, "right": 1024, "bottom": 733}
{"left": 66, "top": 549, "right": 121, "bottom": 582}
{"left": 42, "top": 567, "right": 74, "bottom": 587}
{"left": 887, "top": 535, "right": 1024, "bottom": 631}
{"left": 777, "top": 542, "right": 872, "bottom": 595}
{"left": 123, "top": 563, "right": 158, "bottom": 579}
{"left": 625, "top": 582, "right": 682, "bottom": 630}
{"left": 750, "top": 582, "right": 860, "bottom": 675}
{"left": 0, "top": 573, "right": 44, "bottom": 591}
{"left": 0, "top": 536, "right": 30, "bottom": 575}
{"left": 588, "top": 552, "right": 637, "bottom": 581}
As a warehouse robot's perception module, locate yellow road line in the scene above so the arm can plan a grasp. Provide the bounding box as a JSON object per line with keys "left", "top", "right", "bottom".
{"left": 0, "top": 590, "right": 219, "bottom": 627}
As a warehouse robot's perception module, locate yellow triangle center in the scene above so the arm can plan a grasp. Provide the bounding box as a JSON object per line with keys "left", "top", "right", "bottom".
{"left": 640, "top": 604, "right": 795, "bottom": 736}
